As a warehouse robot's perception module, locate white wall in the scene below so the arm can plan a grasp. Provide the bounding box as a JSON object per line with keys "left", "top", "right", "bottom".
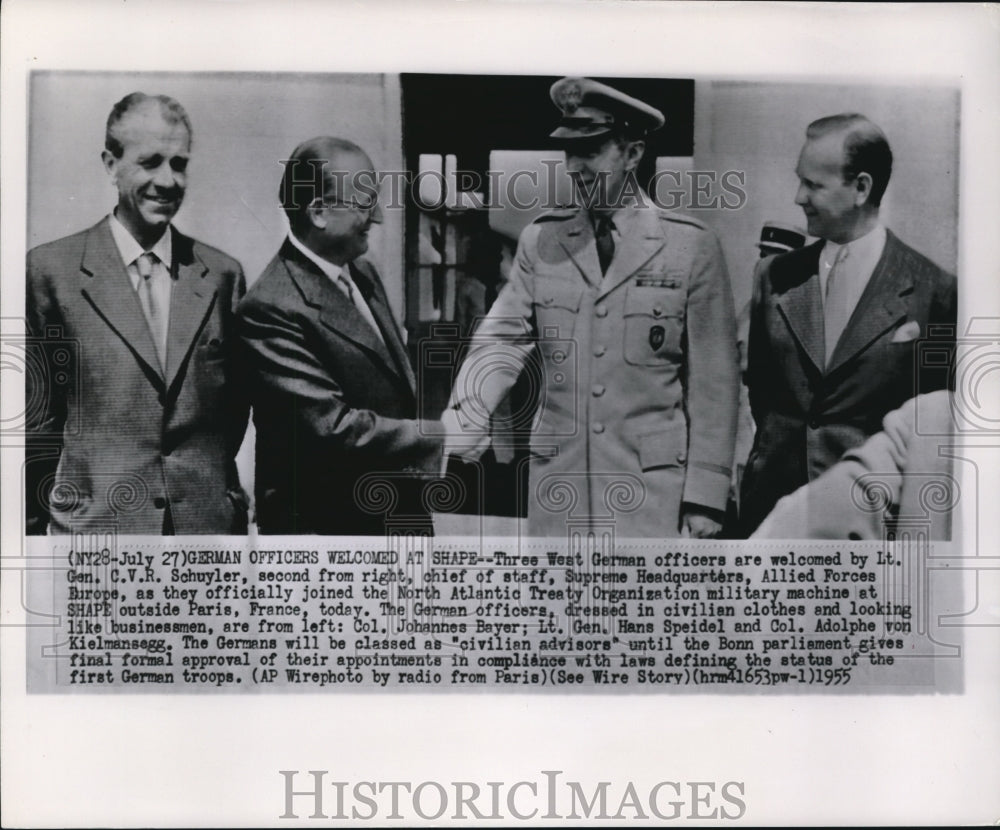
{"left": 692, "top": 79, "right": 960, "bottom": 310}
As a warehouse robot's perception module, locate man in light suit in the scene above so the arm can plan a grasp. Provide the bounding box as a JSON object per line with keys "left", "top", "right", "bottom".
{"left": 238, "top": 137, "right": 443, "bottom": 535}
{"left": 445, "top": 78, "right": 739, "bottom": 538}
{"left": 740, "top": 113, "right": 956, "bottom": 535}
{"left": 26, "top": 92, "right": 250, "bottom": 534}
{"left": 753, "top": 391, "right": 955, "bottom": 541}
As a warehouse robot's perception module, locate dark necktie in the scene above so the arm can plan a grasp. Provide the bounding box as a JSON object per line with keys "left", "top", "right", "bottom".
{"left": 595, "top": 214, "right": 616, "bottom": 275}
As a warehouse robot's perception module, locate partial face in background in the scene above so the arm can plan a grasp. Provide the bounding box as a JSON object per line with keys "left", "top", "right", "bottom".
{"left": 794, "top": 131, "right": 866, "bottom": 243}
{"left": 102, "top": 102, "right": 190, "bottom": 241}
{"left": 564, "top": 134, "right": 644, "bottom": 211}
{"left": 311, "top": 149, "right": 383, "bottom": 265}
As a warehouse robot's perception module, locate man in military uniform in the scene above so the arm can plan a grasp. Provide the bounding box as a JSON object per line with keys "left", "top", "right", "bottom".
{"left": 444, "top": 77, "right": 739, "bottom": 538}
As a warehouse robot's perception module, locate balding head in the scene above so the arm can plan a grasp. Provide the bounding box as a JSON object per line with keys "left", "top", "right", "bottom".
{"left": 280, "top": 136, "right": 381, "bottom": 265}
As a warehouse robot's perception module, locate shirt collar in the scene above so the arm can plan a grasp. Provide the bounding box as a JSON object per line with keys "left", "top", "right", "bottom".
{"left": 287, "top": 230, "right": 343, "bottom": 282}
{"left": 823, "top": 223, "right": 887, "bottom": 266}
{"left": 593, "top": 192, "right": 644, "bottom": 237}
{"left": 108, "top": 212, "right": 173, "bottom": 270}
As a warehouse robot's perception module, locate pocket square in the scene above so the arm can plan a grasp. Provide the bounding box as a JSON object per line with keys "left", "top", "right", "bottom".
{"left": 891, "top": 320, "right": 921, "bottom": 343}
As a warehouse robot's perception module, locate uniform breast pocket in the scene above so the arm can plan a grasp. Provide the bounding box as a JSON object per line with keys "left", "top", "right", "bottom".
{"left": 532, "top": 281, "right": 583, "bottom": 341}
{"left": 623, "top": 283, "right": 684, "bottom": 366}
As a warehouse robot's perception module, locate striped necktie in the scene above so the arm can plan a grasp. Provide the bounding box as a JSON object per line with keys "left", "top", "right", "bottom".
{"left": 135, "top": 251, "right": 169, "bottom": 369}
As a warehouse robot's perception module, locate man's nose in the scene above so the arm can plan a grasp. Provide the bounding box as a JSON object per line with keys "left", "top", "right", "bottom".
{"left": 152, "top": 162, "right": 179, "bottom": 189}
{"left": 794, "top": 183, "right": 808, "bottom": 206}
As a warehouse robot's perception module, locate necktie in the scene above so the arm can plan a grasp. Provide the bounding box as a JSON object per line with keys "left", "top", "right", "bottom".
{"left": 338, "top": 271, "right": 385, "bottom": 346}
{"left": 595, "top": 214, "right": 616, "bottom": 275}
{"left": 136, "top": 252, "right": 168, "bottom": 370}
{"left": 823, "top": 245, "right": 850, "bottom": 368}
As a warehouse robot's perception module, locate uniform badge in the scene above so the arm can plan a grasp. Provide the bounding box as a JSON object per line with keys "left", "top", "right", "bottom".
{"left": 649, "top": 325, "right": 665, "bottom": 351}
{"left": 555, "top": 81, "right": 583, "bottom": 115}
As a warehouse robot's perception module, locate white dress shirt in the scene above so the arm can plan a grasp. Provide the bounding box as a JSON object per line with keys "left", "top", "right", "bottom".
{"left": 108, "top": 213, "right": 173, "bottom": 367}
{"left": 818, "top": 224, "right": 887, "bottom": 318}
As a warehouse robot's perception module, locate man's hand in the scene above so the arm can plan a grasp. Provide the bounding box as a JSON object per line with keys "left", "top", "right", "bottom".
{"left": 680, "top": 505, "right": 724, "bottom": 538}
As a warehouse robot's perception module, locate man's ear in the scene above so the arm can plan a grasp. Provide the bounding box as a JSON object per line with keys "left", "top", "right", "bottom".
{"left": 854, "top": 171, "right": 874, "bottom": 207}
{"left": 306, "top": 197, "right": 327, "bottom": 230}
{"left": 625, "top": 139, "right": 646, "bottom": 171}
{"left": 101, "top": 149, "right": 117, "bottom": 182}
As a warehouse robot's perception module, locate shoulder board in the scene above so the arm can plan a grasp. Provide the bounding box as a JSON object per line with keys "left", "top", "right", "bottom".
{"left": 656, "top": 209, "right": 708, "bottom": 230}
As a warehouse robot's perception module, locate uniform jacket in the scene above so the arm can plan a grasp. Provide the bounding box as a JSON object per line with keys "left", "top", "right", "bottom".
{"left": 238, "top": 240, "right": 443, "bottom": 535}
{"left": 451, "top": 201, "right": 739, "bottom": 537}
{"left": 752, "top": 391, "right": 954, "bottom": 541}
{"left": 26, "top": 217, "right": 250, "bottom": 534}
{"left": 741, "top": 230, "right": 956, "bottom": 534}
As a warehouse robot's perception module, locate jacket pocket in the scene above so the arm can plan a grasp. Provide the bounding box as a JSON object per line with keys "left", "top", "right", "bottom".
{"left": 532, "top": 281, "right": 583, "bottom": 341}
{"left": 623, "top": 283, "right": 684, "bottom": 366}
{"left": 637, "top": 418, "right": 688, "bottom": 471}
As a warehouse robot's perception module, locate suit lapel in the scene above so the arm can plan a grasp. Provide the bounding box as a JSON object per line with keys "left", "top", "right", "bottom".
{"left": 165, "top": 229, "right": 217, "bottom": 390}
{"left": 351, "top": 260, "right": 416, "bottom": 395}
{"left": 774, "top": 242, "right": 825, "bottom": 374}
{"left": 282, "top": 243, "right": 407, "bottom": 389}
{"left": 826, "top": 230, "right": 911, "bottom": 374}
{"left": 79, "top": 218, "right": 163, "bottom": 383}
{"left": 596, "top": 204, "right": 665, "bottom": 299}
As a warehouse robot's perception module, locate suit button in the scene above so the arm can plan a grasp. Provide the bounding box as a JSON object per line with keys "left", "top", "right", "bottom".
{"left": 677, "top": 451, "right": 687, "bottom": 463}
{"left": 592, "top": 423, "right": 605, "bottom": 434}
{"left": 592, "top": 384, "right": 605, "bottom": 397}
{"left": 653, "top": 305, "right": 663, "bottom": 317}
{"left": 593, "top": 345, "right": 606, "bottom": 357}
{"left": 595, "top": 305, "right": 608, "bottom": 318}
{"left": 153, "top": 497, "right": 166, "bottom": 509}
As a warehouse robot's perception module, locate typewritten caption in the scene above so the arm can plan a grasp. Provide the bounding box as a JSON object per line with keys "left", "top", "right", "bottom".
{"left": 26, "top": 538, "right": 958, "bottom": 692}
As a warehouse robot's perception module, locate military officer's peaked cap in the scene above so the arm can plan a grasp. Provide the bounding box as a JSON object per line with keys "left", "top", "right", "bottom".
{"left": 549, "top": 77, "right": 665, "bottom": 140}
{"left": 757, "top": 221, "right": 807, "bottom": 253}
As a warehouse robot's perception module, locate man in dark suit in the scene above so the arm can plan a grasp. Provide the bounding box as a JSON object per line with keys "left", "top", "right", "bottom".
{"left": 238, "top": 137, "right": 443, "bottom": 534}
{"left": 740, "top": 113, "right": 956, "bottom": 535}
{"left": 26, "top": 92, "right": 250, "bottom": 534}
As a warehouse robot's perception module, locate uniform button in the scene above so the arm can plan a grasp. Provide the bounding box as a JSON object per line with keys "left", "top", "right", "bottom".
{"left": 595, "top": 305, "right": 608, "bottom": 318}
{"left": 592, "top": 384, "right": 605, "bottom": 397}
{"left": 592, "top": 423, "right": 605, "bottom": 434}
{"left": 677, "top": 451, "right": 687, "bottom": 463}
{"left": 593, "top": 345, "right": 606, "bottom": 357}
{"left": 653, "top": 305, "right": 663, "bottom": 317}
{"left": 552, "top": 349, "right": 566, "bottom": 363}
{"left": 153, "top": 497, "right": 166, "bottom": 509}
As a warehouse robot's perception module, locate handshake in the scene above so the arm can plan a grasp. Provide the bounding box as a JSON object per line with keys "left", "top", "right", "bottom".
{"left": 439, "top": 401, "right": 493, "bottom": 465}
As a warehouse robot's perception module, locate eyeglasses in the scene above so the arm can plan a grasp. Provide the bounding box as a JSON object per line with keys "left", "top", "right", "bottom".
{"left": 316, "top": 195, "right": 379, "bottom": 214}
